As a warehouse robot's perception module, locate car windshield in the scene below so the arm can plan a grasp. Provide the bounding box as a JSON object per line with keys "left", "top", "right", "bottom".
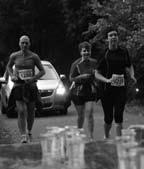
{"left": 35, "top": 64, "right": 58, "bottom": 80}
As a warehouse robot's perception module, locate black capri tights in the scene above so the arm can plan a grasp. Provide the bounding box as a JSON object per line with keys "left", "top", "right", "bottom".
{"left": 101, "top": 87, "right": 126, "bottom": 124}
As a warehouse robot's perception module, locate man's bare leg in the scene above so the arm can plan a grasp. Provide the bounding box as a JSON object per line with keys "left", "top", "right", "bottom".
{"left": 27, "top": 102, "right": 35, "bottom": 141}
{"left": 16, "top": 101, "right": 27, "bottom": 143}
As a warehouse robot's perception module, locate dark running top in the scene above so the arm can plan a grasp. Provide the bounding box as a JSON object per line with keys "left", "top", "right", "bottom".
{"left": 70, "top": 57, "right": 97, "bottom": 84}
{"left": 69, "top": 57, "right": 97, "bottom": 96}
{"left": 69, "top": 57, "right": 81, "bottom": 82}
{"left": 98, "top": 47, "right": 131, "bottom": 78}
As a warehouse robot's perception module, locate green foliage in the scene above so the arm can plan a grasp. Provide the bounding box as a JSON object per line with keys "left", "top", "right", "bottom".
{"left": 88, "top": 0, "right": 144, "bottom": 51}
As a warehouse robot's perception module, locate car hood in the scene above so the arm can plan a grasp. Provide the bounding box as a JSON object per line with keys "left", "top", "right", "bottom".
{"left": 37, "top": 79, "right": 60, "bottom": 90}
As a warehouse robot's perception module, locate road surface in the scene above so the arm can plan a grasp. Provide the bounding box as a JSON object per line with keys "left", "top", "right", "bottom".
{"left": 0, "top": 102, "right": 144, "bottom": 144}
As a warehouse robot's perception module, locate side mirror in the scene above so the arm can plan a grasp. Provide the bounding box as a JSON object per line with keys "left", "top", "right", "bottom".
{"left": 60, "top": 74, "right": 69, "bottom": 86}
{"left": 60, "top": 74, "right": 66, "bottom": 81}
{"left": 0, "top": 77, "right": 6, "bottom": 84}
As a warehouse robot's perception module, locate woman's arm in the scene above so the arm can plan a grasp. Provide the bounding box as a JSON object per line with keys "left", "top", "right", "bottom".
{"left": 69, "top": 61, "right": 84, "bottom": 83}
{"left": 126, "top": 65, "right": 137, "bottom": 83}
{"left": 95, "top": 69, "right": 111, "bottom": 83}
{"left": 73, "top": 74, "right": 92, "bottom": 83}
{"left": 69, "top": 59, "right": 94, "bottom": 83}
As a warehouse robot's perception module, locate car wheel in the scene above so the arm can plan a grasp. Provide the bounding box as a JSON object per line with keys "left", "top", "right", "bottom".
{"left": 0, "top": 93, "right": 7, "bottom": 114}
{"left": 0, "top": 103, "right": 7, "bottom": 114}
{"left": 7, "top": 106, "right": 17, "bottom": 118}
{"left": 60, "top": 108, "right": 68, "bottom": 115}
{"left": 35, "top": 101, "right": 43, "bottom": 117}
{"left": 35, "top": 108, "right": 43, "bottom": 117}
{"left": 6, "top": 94, "right": 17, "bottom": 118}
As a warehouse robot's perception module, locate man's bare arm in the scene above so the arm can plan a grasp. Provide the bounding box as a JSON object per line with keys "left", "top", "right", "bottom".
{"left": 7, "top": 54, "right": 15, "bottom": 78}
{"left": 33, "top": 55, "right": 45, "bottom": 81}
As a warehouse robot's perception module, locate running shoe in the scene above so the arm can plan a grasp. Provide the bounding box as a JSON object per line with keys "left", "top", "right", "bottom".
{"left": 28, "top": 132, "right": 32, "bottom": 142}
{"left": 21, "top": 134, "right": 27, "bottom": 143}
{"left": 103, "top": 136, "right": 113, "bottom": 143}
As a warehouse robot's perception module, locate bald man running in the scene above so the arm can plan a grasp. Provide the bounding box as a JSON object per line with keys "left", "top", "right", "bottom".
{"left": 7, "top": 35, "right": 45, "bottom": 143}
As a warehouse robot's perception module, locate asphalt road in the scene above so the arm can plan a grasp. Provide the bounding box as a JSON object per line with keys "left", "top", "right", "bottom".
{"left": 0, "top": 101, "right": 144, "bottom": 144}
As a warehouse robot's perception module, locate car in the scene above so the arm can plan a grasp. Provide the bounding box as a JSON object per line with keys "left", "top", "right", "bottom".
{"left": 0, "top": 60, "right": 70, "bottom": 117}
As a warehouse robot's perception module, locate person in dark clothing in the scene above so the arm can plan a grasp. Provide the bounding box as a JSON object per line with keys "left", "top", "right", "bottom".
{"left": 95, "top": 27, "right": 136, "bottom": 139}
{"left": 69, "top": 41, "right": 111, "bottom": 140}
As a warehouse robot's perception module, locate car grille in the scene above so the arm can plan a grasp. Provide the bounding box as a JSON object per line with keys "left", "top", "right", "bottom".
{"left": 39, "top": 89, "right": 53, "bottom": 97}
{"left": 42, "top": 102, "right": 52, "bottom": 107}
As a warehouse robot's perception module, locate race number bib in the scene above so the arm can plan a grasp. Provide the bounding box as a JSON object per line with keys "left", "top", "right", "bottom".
{"left": 18, "top": 69, "right": 33, "bottom": 80}
{"left": 111, "top": 74, "right": 125, "bottom": 87}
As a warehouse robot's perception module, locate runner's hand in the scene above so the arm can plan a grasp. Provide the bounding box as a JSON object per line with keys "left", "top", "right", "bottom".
{"left": 11, "top": 75, "right": 18, "bottom": 82}
{"left": 80, "top": 74, "right": 91, "bottom": 79}
{"left": 131, "top": 76, "right": 137, "bottom": 84}
{"left": 106, "top": 78, "right": 112, "bottom": 83}
{"left": 25, "top": 77, "right": 36, "bottom": 84}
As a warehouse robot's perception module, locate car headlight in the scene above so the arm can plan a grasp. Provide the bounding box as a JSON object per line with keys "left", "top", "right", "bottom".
{"left": 56, "top": 84, "right": 66, "bottom": 95}
{"left": 135, "top": 87, "right": 139, "bottom": 93}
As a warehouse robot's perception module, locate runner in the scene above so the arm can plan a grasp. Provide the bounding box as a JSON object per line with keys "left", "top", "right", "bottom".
{"left": 7, "top": 35, "right": 45, "bottom": 143}
{"left": 95, "top": 26, "right": 136, "bottom": 139}
{"left": 69, "top": 41, "right": 111, "bottom": 140}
